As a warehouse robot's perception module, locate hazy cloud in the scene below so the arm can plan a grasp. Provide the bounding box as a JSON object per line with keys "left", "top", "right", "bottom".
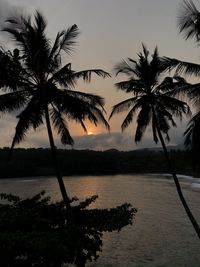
{"left": 67, "top": 130, "right": 185, "bottom": 151}
{"left": 0, "top": 115, "right": 186, "bottom": 151}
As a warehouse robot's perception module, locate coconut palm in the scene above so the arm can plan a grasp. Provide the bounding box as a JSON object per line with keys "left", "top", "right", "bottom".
{"left": 109, "top": 45, "right": 200, "bottom": 238}
{"left": 161, "top": 0, "right": 200, "bottom": 165}
{"left": 0, "top": 11, "right": 110, "bottom": 222}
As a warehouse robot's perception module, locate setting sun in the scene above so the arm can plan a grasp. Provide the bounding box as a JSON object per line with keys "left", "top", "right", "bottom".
{"left": 88, "top": 131, "right": 93, "bottom": 135}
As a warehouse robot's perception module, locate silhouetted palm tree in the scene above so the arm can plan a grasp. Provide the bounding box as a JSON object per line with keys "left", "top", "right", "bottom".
{"left": 109, "top": 45, "right": 200, "bottom": 238}
{"left": 0, "top": 11, "right": 110, "bottom": 222}
{"left": 162, "top": 0, "right": 200, "bottom": 166}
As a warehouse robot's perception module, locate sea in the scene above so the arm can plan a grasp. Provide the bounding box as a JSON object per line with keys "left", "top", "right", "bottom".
{"left": 0, "top": 174, "right": 199, "bottom": 267}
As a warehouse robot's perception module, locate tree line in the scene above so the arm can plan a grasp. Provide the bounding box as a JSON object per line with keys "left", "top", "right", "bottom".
{"left": 0, "top": 147, "right": 196, "bottom": 178}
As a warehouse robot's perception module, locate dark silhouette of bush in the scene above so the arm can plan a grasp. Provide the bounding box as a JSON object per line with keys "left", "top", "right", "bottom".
{"left": 0, "top": 191, "right": 136, "bottom": 267}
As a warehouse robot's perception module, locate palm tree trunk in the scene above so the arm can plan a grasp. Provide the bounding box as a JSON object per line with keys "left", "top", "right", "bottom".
{"left": 152, "top": 109, "right": 200, "bottom": 238}
{"left": 45, "top": 106, "right": 73, "bottom": 223}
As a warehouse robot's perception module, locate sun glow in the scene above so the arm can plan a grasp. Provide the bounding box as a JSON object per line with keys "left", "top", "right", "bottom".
{"left": 88, "top": 131, "right": 93, "bottom": 135}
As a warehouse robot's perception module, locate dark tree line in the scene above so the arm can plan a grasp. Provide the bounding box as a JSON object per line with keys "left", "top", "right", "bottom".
{"left": 0, "top": 147, "right": 196, "bottom": 178}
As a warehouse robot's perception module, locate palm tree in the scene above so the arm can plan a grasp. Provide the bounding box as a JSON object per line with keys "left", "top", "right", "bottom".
{"left": 0, "top": 11, "right": 110, "bottom": 222}
{"left": 109, "top": 45, "right": 200, "bottom": 238}
{"left": 161, "top": 0, "right": 200, "bottom": 166}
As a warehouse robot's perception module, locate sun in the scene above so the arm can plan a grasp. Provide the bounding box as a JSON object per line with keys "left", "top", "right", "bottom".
{"left": 88, "top": 131, "right": 93, "bottom": 135}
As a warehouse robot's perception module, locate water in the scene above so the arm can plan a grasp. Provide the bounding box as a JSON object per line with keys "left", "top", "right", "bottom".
{"left": 0, "top": 174, "right": 199, "bottom": 266}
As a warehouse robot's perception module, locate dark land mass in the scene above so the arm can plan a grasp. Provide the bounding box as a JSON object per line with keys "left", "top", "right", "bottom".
{"left": 0, "top": 147, "right": 198, "bottom": 178}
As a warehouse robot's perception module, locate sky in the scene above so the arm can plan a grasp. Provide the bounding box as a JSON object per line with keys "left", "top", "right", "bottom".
{"left": 0, "top": 0, "right": 199, "bottom": 151}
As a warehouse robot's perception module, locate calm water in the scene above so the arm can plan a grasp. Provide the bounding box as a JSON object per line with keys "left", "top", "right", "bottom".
{"left": 0, "top": 174, "right": 200, "bottom": 267}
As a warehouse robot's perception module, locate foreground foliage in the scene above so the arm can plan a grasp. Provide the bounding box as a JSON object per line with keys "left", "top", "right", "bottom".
{"left": 0, "top": 191, "right": 136, "bottom": 267}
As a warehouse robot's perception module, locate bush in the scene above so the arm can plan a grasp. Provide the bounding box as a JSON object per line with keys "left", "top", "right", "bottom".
{"left": 0, "top": 191, "right": 136, "bottom": 267}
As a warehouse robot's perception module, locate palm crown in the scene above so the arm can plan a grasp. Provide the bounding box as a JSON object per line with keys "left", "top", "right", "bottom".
{"left": 109, "top": 45, "right": 189, "bottom": 143}
{"left": 0, "top": 11, "right": 110, "bottom": 150}
{"left": 110, "top": 45, "right": 200, "bottom": 238}
{"left": 161, "top": 0, "right": 200, "bottom": 159}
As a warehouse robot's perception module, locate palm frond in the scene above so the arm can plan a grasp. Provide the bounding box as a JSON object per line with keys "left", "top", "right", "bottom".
{"left": 149, "top": 46, "right": 160, "bottom": 75}
{"left": 4, "top": 11, "right": 51, "bottom": 79}
{"left": 10, "top": 98, "right": 44, "bottom": 149}
{"left": 184, "top": 111, "right": 200, "bottom": 143}
{"left": 162, "top": 57, "right": 200, "bottom": 77}
{"left": 78, "top": 119, "right": 88, "bottom": 133}
{"left": 156, "top": 77, "right": 174, "bottom": 91}
{"left": 50, "top": 106, "right": 74, "bottom": 145}
{"left": 46, "top": 31, "right": 65, "bottom": 73}
{"left": 114, "top": 59, "right": 139, "bottom": 77}
{"left": 63, "top": 89, "right": 106, "bottom": 109}
{"left": 157, "top": 106, "right": 176, "bottom": 129}
{"left": 49, "top": 31, "right": 65, "bottom": 58}
{"left": 135, "top": 104, "right": 152, "bottom": 142}
{"left": 109, "top": 97, "right": 138, "bottom": 120}
{"left": 88, "top": 106, "right": 110, "bottom": 131}
{"left": 49, "top": 63, "right": 75, "bottom": 87}
{"left": 34, "top": 11, "right": 47, "bottom": 32}
{"left": 2, "top": 26, "right": 28, "bottom": 58}
{"left": 0, "top": 90, "right": 29, "bottom": 114}
{"left": 115, "top": 79, "right": 145, "bottom": 94}
{"left": 155, "top": 108, "right": 171, "bottom": 139}
{"left": 72, "top": 69, "right": 111, "bottom": 83}
{"left": 178, "top": 0, "right": 200, "bottom": 41}
{"left": 58, "top": 24, "right": 80, "bottom": 54}
{"left": 142, "top": 43, "right": 149, "bottom": 59}
{"left": 136, "top": 47, "right": 160, "bottom": 88}
{"left": 186, "top": 83, "right": 200, "bottom": 105}
{"left": 156, "top": 76, "right": 192, "bottom": 99}
{"left": 0, "top": 49, "right": 27, "bottom": 90}
{"left": 54, "top": 90, "right": 109, "bottom": 131}
{"left": 121, "top": 101, "right": 142, "bottom": 131}
{"left": 158, "top": 94, "right": 190, "bottom": 118}
{"left": 67, "top": 104, "right": 109, "bottom": 131}
{"left": 121, "top": 110, "right": 135, "bottom": 132}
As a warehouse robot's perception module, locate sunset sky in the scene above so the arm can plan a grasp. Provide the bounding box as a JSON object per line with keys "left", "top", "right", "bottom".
{"left": 0, "top": 0, "right": 199, "bottom": 150}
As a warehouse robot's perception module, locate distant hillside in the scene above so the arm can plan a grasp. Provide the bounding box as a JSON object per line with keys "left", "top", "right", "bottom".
{"left": 134, "top": 144, "right": 185, "bottom": 152}
{"left": 0, "top": 147, "right": 197, "bottom": 178}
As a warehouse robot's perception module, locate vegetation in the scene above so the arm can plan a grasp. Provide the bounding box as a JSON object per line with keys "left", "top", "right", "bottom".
{"left": 0, "top": 191, "right": 136, "bottom": 267}
{"left": 0, "top": 11, "right": 110, "bottom": 220}
{"left": 162, "top": 0, "right": 200, "bottom": 166}
{"left": 109, "top": 45, "right": 200, "bottom": 237}
{"left": 0, "top": 147, "right": 196, "bottom": 178}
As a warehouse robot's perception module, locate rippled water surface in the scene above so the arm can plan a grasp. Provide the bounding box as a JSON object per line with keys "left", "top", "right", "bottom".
{"left": 0, "top": 174, "right": 200, "bottom": 266}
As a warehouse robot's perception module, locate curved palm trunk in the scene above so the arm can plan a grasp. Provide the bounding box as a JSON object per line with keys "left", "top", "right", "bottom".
{"left": 45, "top": 106, "right": 73, "bottom": 223}
{"left": 152, "top": 108, "right": 200, "bottom": 238}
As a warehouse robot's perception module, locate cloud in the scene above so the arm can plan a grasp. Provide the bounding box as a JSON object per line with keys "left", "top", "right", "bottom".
{"left": 1, "top": 121, "right": 186, "bottom": 151}
{"left": 72, "top": 132, "right": 134, "bottom": 151}
{"left": 68, "top": 130, "right": 184, "bottom": 151}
